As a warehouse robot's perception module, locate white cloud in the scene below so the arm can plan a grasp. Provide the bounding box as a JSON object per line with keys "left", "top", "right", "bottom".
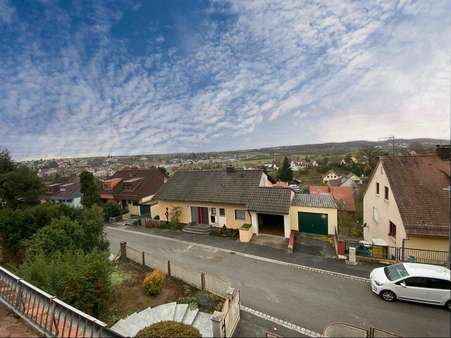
{"left": 0, "top": 0, "right": 449, "bottom": 160}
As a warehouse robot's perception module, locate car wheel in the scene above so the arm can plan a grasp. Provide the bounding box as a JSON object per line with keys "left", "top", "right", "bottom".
{"left": 446, "top": 301, "right": 451, "bottom": 311}
{"left": 380, "top": 290, "right": 396, "bottom": 302}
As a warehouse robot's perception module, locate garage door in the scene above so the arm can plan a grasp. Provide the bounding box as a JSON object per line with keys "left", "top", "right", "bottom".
{"left": 298, "top": 212, "right": 328, "bottom": 235}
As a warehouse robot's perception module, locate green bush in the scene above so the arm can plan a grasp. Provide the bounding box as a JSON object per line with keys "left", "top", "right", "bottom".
{"left": 179, "top": 290, "right": 222, "bottom": 313}
{"left": 143, "top": 270, "right": 166, "bottom": 295}
{"left": 241, "top": 223, "right": 252, "bottom": 230}
{"left": 135, "top": 321, "right": 200, "bottom": 338}
{"left": 103, "top": 201, "right": 122, "bottom": 221}
{"left": 18, "top": 250, "right": 112, "bottom": 318}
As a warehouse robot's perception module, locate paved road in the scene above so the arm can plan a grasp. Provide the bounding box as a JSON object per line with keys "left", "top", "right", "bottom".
{"left": 106, "top": 227, "right": 450, "bottom": 337}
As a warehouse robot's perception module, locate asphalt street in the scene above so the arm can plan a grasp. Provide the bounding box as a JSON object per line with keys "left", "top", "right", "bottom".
{"left": 106, "top": 227, "right": 450, "bottom": 337}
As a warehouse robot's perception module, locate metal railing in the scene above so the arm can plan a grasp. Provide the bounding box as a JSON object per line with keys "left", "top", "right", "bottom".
{"left": 345, "top": 241, "right": 448, "bottom": 266}
{"left": 0, "top": 266, "right": 123, "bottom": 338}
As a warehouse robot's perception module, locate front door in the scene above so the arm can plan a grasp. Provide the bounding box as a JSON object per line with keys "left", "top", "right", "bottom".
{"left": 298, "top": 212, "right": 328, "bottom": 235}
{"left": 191, "top": 207, "right": 209, "bottom": 224}
{"left": 218, "top": 208, "right": 226, "bottom": 227}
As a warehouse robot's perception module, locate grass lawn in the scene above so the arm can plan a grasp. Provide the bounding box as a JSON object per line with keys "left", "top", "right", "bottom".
{"left": 294, "top": 168, "right": 324, "bottom": 186}
{"left": 106, "top": 260, "right": 223, "bottom": 326}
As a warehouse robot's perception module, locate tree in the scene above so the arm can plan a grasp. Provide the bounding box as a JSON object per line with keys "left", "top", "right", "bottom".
{"left": 80, "top": 171, "right": 100, "bottom": 208}
{"left": 0, "top": 149, "right": 15, "bottom": 174}
{"left": 358, "top": 147, "right": 386, "bottom": 176}
{"left": 277, "top": 156, "right": 293, "bottom": 182}
{"left": 0, "top": 165, "right": 45, "bottom": 209}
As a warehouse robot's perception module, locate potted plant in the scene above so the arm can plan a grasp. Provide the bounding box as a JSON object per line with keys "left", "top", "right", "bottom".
{"left": 239, "top": 223, "right": 253, "bottom": 242}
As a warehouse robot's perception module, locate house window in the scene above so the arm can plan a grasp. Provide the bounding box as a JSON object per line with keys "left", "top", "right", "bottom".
{"left": 388, "top": 221, "right": 396, "bottom": 237}
{"left": 384, "top": 186, "right": 389, "bottom": 200}
{"left": 372, "top": 207, "right": 379, "bottom": 224}
{"left": 132, "top": 201, "right": 139, "bottom": 206}
{"left": 211, "top": 208, "right": 216, "bottom": 216}
{"left": 219, "top": 208, "right": 225, "bottom": 216}
{"left": 234, "top": 209, "right": 246, "bottom": 220}
{"left": 376, "top": 182, "right": 380, "bottom": 195}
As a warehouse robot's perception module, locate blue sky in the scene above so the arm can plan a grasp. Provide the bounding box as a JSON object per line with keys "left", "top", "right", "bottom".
{"left": 0, "top": 0, "right": 449, "bottom": 160}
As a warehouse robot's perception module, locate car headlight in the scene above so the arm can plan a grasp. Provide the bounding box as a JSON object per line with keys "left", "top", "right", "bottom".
{"left": 374, "top": 280, "right": 383, "bottom": 286}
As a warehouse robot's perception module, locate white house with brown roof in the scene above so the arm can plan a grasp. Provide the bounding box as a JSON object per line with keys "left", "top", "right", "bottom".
{"left": 363, "top": 150, "right": 450, "bottom": 254}
{"left": 153, "top": 167, "right": 338, "bottom": 239}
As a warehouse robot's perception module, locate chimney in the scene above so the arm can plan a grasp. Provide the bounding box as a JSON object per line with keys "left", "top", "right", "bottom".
{"left": 226, "top": 165, "right": 235, "bottom": 174}
{"left": 436, "top": 145, "right": 450, "bottom": 160}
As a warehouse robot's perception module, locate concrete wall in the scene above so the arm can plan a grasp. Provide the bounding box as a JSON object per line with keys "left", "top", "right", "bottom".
{"left": 126, "top": 201, "right": 141, "bottom": 216}
{"left": 405, "top": 236, "right": 449, "bottom": 251}
{"left": 156, "top": 200, "right": 251, "bottom": 228}
{"left": 363, "top": 161, "right": 406, "bottom": 247}
{"left": 289, "top": 205, "right": 338, "bottom": 235}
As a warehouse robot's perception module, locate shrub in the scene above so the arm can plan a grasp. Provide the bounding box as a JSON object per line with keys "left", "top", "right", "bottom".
{"left": 179, "top": 290, "right": 222, "bottom": 313}
{"left": 103, "top": 201, "right": 122, "bottom": 221}
{"left": 135, "top": 321, "right": 200, "bottom": 338}
{"left": 241, "top": 223, "right": 252, "bottom": 230}
{"left": 18, "top": 250, "right": 112, "bottom": 318}
{"left": 143, "top": 270, "right": 165, "bottom": 295}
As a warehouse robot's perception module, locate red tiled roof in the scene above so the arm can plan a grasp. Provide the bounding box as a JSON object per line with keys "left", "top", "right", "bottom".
{"left": 101, "top": 168, "right": 165, "bottom": 201}
{"left": 309, "top": 185, "right": 355, "bottom": 211}
{"left": 381, "top": 154, "right": 450, "bottom": 237}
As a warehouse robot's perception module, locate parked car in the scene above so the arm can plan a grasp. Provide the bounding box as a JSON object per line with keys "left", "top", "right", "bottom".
{"left": 370, "top": 263, "right": 451, "bottom": 310}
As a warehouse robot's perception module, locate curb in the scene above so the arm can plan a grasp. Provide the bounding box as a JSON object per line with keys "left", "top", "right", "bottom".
{"left": 106, "top": 226, "right": 370, "bottom": 283}
{"left": 240, "top": 305, "right": 322, "bottom": 337}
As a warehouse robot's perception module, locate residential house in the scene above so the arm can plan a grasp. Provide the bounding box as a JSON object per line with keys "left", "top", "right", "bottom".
{"left": 153, "top": 167, "right": 338, "bottom": 238}
{"left": 363, "top": 149, "right": 450, "bottom": 253}
{"left": 43, "top": 180, "right": 81, "bottom": 208}
{"left": 309, "top": 185, "right": 355, "bottom": 212}
{"left": 100, "top": 168, "right": 166, "bottom": 217}
{"left": 322, "top": 170, "right": 339, "bottom": 184}
{"left": 327, "top": 172, "right": 362, "bottom": 190}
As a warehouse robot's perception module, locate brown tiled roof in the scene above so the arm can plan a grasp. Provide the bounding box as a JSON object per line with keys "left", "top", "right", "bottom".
{"left": 153, "top": 169, "right": 292, "bottom": 214}
{"left": 382, "top": 155, "right": 450, "bottom": 237}
{"left": 102, "top": 168, "right": 165, "bottom": 201}
{"left": 44, "top": 182, "right": 81, "bottom": 201}
{"left": 309, "top": 186, "right": 355, "bottom": 211}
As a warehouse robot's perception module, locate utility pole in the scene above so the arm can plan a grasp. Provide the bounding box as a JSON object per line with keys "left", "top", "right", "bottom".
{"left": 379, "top": 136, "right": 396, "bottom": 155}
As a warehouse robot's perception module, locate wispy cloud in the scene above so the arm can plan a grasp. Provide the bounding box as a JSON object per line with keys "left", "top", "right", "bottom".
{"left": 0, "top": 0, "right": 449, "bottom": 160}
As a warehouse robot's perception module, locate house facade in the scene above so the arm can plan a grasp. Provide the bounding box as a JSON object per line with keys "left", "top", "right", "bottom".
{"left": 363, "top": 152, "right": 450, "bottom": 253}
{"left": 100, "top": 168, "right": 166, "bottom": 217}
{"left": 153, "top": 168, "right": 338, "bottom": 238}
{"left": 42, "top": 180, "right": 81, "bottom": 208}
{"left": 322, "top": 170, "right": 339, "bottom": 184}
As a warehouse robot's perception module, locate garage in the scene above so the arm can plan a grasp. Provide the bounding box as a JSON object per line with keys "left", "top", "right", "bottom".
{"left": 290, "top": 193, "right": 338, "bottom": 236}
{"left": 258, "top": 213, "right": 285, "bottom": 236}
{"left": 298, "top": 212, "right": 328, "bottom": 235}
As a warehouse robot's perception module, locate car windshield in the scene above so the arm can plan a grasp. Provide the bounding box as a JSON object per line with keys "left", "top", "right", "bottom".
{"left": 384, "top": 264, "right": 409, "bottom": 281}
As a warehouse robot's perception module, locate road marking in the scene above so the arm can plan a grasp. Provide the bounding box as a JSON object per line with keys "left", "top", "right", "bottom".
{"left": 240, "top": 305, "right": 321, "bottom": 337}
{"left": 106, "top": 226, "right": 370, "bottom": 283}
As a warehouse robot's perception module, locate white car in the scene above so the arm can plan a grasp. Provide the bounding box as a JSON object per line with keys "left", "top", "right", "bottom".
{"left": 370, "top": 263, "right": 451, "bottom": 310}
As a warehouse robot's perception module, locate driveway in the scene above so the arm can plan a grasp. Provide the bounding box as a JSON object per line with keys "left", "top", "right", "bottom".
{"left": 106, "top": 227, "right": 450, "bottom": 337}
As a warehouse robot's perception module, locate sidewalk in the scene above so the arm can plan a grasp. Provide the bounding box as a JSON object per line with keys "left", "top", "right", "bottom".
{"left": 108, "top": 224, "right": 381, "bottom": 278}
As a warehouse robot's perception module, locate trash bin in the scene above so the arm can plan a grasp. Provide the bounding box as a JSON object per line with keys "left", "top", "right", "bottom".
{"left": 337, "top": 239, "right": 346, "bottom": 255}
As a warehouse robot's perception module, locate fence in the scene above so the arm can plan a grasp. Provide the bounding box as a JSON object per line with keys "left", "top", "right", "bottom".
{"left": 121, "top": 242, "right": 240, "bottom": 337}
{"left": 0, "top": 266, "right": 122, "bottom": 338}
{"left": 344, "top": 240, "right": 448, "bottom": 266}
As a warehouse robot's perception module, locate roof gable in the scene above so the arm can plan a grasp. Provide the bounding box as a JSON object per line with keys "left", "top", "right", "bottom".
{"left": 382, "top": 155, "right": 450, "bottom": 237}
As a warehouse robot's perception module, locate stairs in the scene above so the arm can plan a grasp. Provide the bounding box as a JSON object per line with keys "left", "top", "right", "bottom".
{"left": 182, "top": 223, "right": 212, "bottom": 235}
{"left": 110, "top": 302, "right": 213, "bottom": 337}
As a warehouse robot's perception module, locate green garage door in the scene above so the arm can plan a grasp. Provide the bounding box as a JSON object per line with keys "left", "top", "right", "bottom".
{"left": 298, "top": 212, "right": 328, "bottom": 235}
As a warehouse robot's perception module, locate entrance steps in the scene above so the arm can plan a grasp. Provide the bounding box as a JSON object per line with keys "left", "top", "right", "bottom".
{"left": 183, "top": 223, "right": 212, "bottom": 235}
{"left": 110, "top": 302, "right": 213, "bottom": 337}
